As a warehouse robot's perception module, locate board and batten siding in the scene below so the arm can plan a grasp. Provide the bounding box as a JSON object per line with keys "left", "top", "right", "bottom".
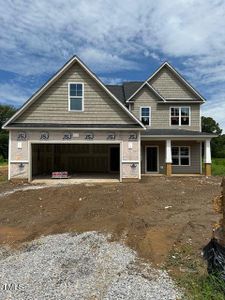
{"left": 15, "top": 64, "right": 134, "bottom": 125}
{"left": 149, "top": 66, "right": 197, "bottom": 100}
{"left": 132, "top": 87, "right": 200, "bottom": 131}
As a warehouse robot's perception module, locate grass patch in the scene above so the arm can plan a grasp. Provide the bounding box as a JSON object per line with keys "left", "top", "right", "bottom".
{"left": 0, "top": 157, "right": 7, "bottom": 183}
{"left": 178, "top": 274, "right": 225, "bottom": 300}
{"left": 212, "top": 158, "right": 225, "bottom": 176}
{"left": 166, "top": 242, "right": 225, "bottom": 299}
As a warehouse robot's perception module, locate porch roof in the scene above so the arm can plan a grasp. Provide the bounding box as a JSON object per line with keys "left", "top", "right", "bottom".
{"left": 141, "top": 129, "right": 216, "bottom": 138}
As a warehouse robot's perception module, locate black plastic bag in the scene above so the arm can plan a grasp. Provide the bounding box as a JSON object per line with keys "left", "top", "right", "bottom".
{"left": 203, "top": 238, "right": 225, "bottom": 280}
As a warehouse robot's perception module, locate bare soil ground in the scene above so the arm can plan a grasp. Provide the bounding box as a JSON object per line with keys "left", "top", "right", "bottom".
{"left": 0, "top": 167, "right": 222, "bottom": 269}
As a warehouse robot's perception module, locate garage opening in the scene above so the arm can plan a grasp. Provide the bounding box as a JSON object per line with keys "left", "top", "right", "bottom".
{"left": 31, "top": 143, "right": 120, "bottom": 181}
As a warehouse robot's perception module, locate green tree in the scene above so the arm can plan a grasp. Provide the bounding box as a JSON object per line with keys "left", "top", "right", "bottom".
{"left": 202, "top": 116, "right": 225, "bottom": 158}
{"left": 201, "top": 116, "right": 222, "bottom": 135}
{"left": 0, "top": 104, "right": 17, "bottom": 159}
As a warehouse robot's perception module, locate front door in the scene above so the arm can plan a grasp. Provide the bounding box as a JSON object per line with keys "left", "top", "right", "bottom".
{"left": 146, "top": 146, "right": 158, "bottom": 173}
{"left": 109, "top": 146, "right": 120, "bottom": 172}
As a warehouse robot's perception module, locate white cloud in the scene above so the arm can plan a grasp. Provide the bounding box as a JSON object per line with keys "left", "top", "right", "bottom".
{"left": 100, "top": 77, "right": 123, "bottom": 85}
{"left": 78, "top": 48, "right": 140, "bottom": 73}
{"left": 1, "top": 0, "right": 225, "bottom": 76}
{"left": 202, "top": 90, "right": 225, "bottom": 134}
{"left": 0, "top": 0, "right": 225, "bottom": 130}
{"left": 0, "top": 82, "right": 33, "bottom": 106}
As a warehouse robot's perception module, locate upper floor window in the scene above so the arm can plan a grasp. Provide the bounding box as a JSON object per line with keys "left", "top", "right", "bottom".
{"left": 140, "top": 107, "right": 151, "bottom": 126}
{"left": 170, "top": 107, "right": 190, "bottom": 126}
{"left": 68, "top": 83, "right": 84, "bottom": 111}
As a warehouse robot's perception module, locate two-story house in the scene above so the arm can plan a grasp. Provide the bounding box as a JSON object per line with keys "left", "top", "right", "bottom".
{"left": 2, "top": 56, "right": 215, "bottom": 182}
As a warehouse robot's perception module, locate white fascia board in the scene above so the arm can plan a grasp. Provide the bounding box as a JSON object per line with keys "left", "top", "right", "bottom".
{"left": 163, "top": 100, "right": 204, "bottom": 104}
{"left": 146, "top": 83, "right": 166, "bottom": 102}
{"left": 147, "top": 62, "right": 206, "bottom": 102}
{"left": 126, "top": 82, "right": 146, "bottom": 102}
{"left": 126, "top": 62, "right": 168, "bottom": 102}
{"left": 2, "top": 56, "right": 77, "bottom": 129}
{"left": 126, "top": 81, "right": 166, "bottom": 103}
{"left": 126, "top": 61, "right": 206, "bottom": 104}
{"left": 3, "top": 56, "right": 145, "bottom": 130}
{"left": 76, "top": 58, "right": 145, "bottom": 129}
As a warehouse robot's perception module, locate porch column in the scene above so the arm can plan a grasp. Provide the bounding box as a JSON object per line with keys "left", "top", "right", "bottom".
{"left": 204, "top": 139, "right": 212, "bottom": 176}
{"left": 165, "top": 139, "right": 172, "bottom": 176}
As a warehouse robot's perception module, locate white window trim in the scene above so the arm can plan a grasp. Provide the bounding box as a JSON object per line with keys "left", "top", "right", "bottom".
{"left": 140, "top": 106, "right": 151, "bottom": 126}
{"left": 170, "top": 106, "right": 191, "bottom": 126}
{"left": 172, "top": 146, "right": 191, "bottom": 166}
{"left": 68, "top": 82, "right": 84, "bottom": 112}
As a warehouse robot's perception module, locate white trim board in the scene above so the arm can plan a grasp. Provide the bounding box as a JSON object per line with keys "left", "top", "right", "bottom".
{"left": 126, "top": 82, "right": 166, "bottom": 103}
{"left": 171, "top": 145, "right": 191, "bottom": 167}
{"left": 127, "top": 62, "right": 206, "bottom": 103}
{"left": 169, "top": 106, "right": 191, "bottom": 127}
{"left": 68, "top": 82, "right": 84, "bottom": 112}
{"left": 139, "top": 106, "right": 151, "bottom": 126}
{"left": 8, "top": 131, "right": 11, "bottom": 180}
{"left": 3, "top": 56, "right": 145, "bottom": 130}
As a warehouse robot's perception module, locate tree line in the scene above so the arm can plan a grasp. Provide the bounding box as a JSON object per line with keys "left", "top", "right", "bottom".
{"left": 0, "top": 104, "right": 225, "bottom": 161}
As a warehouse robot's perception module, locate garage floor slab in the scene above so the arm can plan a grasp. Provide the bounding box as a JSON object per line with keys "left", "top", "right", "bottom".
{"left": 32, "top": 173, "right": 120, "bottom": 185}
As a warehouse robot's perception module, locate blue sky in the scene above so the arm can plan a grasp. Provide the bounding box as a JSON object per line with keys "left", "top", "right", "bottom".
{"left": 0, "top": 0, "right": 225, "bottom": 131}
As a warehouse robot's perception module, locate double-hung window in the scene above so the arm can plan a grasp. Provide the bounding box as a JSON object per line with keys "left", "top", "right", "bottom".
{"left": 170, "top": 107, "right": 190, "bottom": 126}
{"left": 172, "top": 146, "right": 190, "bottom": 166}
{"left": 140, "top": 107, "right": 151, "bottom": 126}
{"left": 68, "top": 83, "right": 84, "bottom": 111}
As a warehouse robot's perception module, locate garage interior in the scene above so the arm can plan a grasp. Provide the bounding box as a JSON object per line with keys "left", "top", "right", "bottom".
{"left": 32, "top": 144, "right": 120, "bottom": 180}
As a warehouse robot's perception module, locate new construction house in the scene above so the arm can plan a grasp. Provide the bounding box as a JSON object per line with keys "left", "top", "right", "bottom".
{"left": 2, "top": 56, "right": 214, "bottom": 182}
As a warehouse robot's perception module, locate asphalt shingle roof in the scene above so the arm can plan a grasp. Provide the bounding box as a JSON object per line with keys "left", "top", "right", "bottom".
{"left": 142, "top": 129, "right": 216, "bottom": 136}
{"left": 106, "top": 81, "right": 143, "bottom": 105}
{"left": 8, "top": 123, "right": 141, "bottom": 129}
{"left": 123, "top": 82, "right": 144, "bottom": 101}
{"left": 105, "top": 85, "right": 125, "bottom": 103}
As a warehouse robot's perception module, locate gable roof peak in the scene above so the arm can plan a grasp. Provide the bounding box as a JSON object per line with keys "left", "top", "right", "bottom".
{"left": 3, "top": 55, "right": 145, "bottom": 129}
{"left": 127, "top": 60, "right": 206, "bottom": 103}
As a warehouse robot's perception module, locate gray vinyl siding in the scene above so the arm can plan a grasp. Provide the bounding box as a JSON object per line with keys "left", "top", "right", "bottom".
{"left": 141, "top": 141, "right": 201, "bottom": 174}
{"left": 16, "top": 64, "right": 134, "bottom": 125}
{"left": 172, "top": 141, "right": 201, "bottom": 174}
{"left": 149, "top": 66, "right": 197, "bottom": 100}
{"left": 132, "top": 87, "right": 200, "bottom": 131}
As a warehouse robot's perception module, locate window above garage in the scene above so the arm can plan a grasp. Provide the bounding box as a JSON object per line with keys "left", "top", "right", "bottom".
{"left": 68, "top": 83, "right": 84, "bottom": 111}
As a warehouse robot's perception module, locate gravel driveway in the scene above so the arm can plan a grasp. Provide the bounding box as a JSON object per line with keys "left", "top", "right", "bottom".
{"left": 0, "top": 232, "right": 181, "bottom": 299}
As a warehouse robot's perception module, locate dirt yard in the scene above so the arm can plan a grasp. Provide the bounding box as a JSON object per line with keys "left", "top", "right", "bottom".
{"left": 0, "top": 167, "right": 222, "bottom": 269}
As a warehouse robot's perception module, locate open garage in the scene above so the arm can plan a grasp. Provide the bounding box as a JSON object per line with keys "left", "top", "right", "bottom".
{"left": 31, "top": 143, "right": 120, "bottom": 180}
